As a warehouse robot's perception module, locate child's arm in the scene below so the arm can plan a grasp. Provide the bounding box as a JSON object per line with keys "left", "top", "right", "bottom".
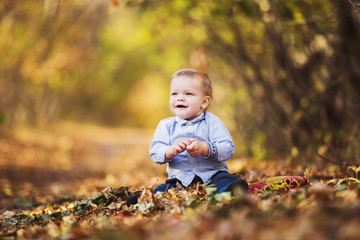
{"left": 200, "top": 113, "right": 235, "bottom": 161}
{"left": 150, "top": 120, "right": 173, "bottom": 164}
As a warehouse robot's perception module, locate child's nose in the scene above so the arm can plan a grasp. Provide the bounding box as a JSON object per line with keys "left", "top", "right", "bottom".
{"left": 177, "top": 95, "right": 185, "bottom": 101}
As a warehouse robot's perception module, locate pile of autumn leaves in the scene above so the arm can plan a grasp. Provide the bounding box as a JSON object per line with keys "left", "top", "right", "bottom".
{"left": 2, "top": 167, "right": 360, "bottom": 239}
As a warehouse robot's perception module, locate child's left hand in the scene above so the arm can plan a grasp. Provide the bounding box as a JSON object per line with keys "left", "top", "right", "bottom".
{"left": 186, "top": 139, "right": 209, "bottom": 157}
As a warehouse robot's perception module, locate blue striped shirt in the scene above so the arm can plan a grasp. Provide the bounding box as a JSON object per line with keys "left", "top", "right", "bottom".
{"left": 149, "top": 112, "right": 235, "bottom": 186}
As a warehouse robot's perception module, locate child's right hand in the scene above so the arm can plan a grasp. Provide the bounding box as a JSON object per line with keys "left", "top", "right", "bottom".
{"left": 165, "top": 138, "right": 192, "bottom": 159}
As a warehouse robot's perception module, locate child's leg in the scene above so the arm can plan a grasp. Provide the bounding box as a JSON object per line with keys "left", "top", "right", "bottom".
{"left": 153, "top": 178, "right": 182, "bottom": 193}
{"left": 210, "top": 171, "right": 248, "bottom": 193}
{"left": 126, "top": 178, "right": 182, "bottom": 206}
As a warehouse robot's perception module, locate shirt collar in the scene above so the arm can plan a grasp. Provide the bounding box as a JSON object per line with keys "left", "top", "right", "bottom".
{"left": 175, "top": 112, "right": 206, "bottom": 125}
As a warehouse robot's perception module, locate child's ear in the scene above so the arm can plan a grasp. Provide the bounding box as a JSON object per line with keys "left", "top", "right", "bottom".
{"left": 202, "top": 96, "right": 211, "bottom": 109}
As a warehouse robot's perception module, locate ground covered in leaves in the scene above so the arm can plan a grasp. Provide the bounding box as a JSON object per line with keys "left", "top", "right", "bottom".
{"left": 1, "top": 123, "right": 360, "bottom": 239}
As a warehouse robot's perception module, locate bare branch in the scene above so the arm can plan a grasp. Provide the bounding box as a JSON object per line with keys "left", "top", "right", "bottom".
{"left": 315, "top": 151, "right": 360, "bottom": 167}
{"left": 347, "top": 0, "right": 360, "bottom": 14}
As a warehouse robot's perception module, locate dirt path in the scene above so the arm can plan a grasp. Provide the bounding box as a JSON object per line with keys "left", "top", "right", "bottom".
{"left": 0, "top": 122, "right": 166, "bottom": 212}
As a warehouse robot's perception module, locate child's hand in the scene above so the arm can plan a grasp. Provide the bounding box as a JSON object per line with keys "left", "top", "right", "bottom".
{"left": 186, "top": 139, "right": 209, "bottom": 157}
{"left": 165, "top": 138, "right": 192, "bottom": 159}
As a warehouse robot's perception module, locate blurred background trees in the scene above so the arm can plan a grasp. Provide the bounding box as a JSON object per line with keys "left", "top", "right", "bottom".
{"left": 1, "top": 0, "right": 359, "bottom": 164}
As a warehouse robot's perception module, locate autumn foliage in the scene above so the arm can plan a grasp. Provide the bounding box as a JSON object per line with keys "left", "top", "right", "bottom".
{"left": 1, "top": 125, "right": 360, "bottom": 239}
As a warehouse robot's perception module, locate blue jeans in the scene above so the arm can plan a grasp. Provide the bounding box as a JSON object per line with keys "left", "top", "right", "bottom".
{"left": 153, "top": 171, "right": 248, "bottom": 194}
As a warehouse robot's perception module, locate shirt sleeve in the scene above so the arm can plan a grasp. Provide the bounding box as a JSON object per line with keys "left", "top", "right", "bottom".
{"left": 204, "top": 113, "right": 235, "bottom": 161}
{"left": 149, "top": 120, "right": 172, "bottom": 164}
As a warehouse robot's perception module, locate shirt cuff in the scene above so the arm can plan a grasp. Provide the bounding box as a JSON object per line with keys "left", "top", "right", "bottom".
{"left": 164, "top": 156, "right": 172, "bottom": 162}
{"left": 164, "top": 152, "right": 173, "bottom": 163}
{"left": 204, "top": 142, "right": 218, "bottom": 160}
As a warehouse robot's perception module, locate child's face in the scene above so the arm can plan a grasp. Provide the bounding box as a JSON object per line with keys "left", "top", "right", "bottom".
{"left": 170, "top": 76, "right": 211, "bottom": 120}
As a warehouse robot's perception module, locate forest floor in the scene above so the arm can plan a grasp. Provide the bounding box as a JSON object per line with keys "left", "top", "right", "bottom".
{"left": 1, "top": 122, "right": 360, "bottom": 239}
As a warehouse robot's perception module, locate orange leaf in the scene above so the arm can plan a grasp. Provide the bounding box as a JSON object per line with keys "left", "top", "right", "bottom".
{"left": 111, "top": 0, "right": 119, "bottom": 7}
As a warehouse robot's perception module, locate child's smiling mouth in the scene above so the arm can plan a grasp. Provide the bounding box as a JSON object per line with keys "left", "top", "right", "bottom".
{"left": 176, "top": 104, "right": 187, "bottom": 109}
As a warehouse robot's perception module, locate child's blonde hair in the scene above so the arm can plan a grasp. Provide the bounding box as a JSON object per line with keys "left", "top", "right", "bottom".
{"left": 171, "top": 69, "right": 213, "bottom": 98}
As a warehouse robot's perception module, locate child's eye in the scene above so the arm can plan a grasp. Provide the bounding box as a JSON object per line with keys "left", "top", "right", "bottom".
{"left": 171, "top": 92, "right": 177, "bottom": 96}
{"left": 186, "top": 92, "right": 193, "bottom": 96}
